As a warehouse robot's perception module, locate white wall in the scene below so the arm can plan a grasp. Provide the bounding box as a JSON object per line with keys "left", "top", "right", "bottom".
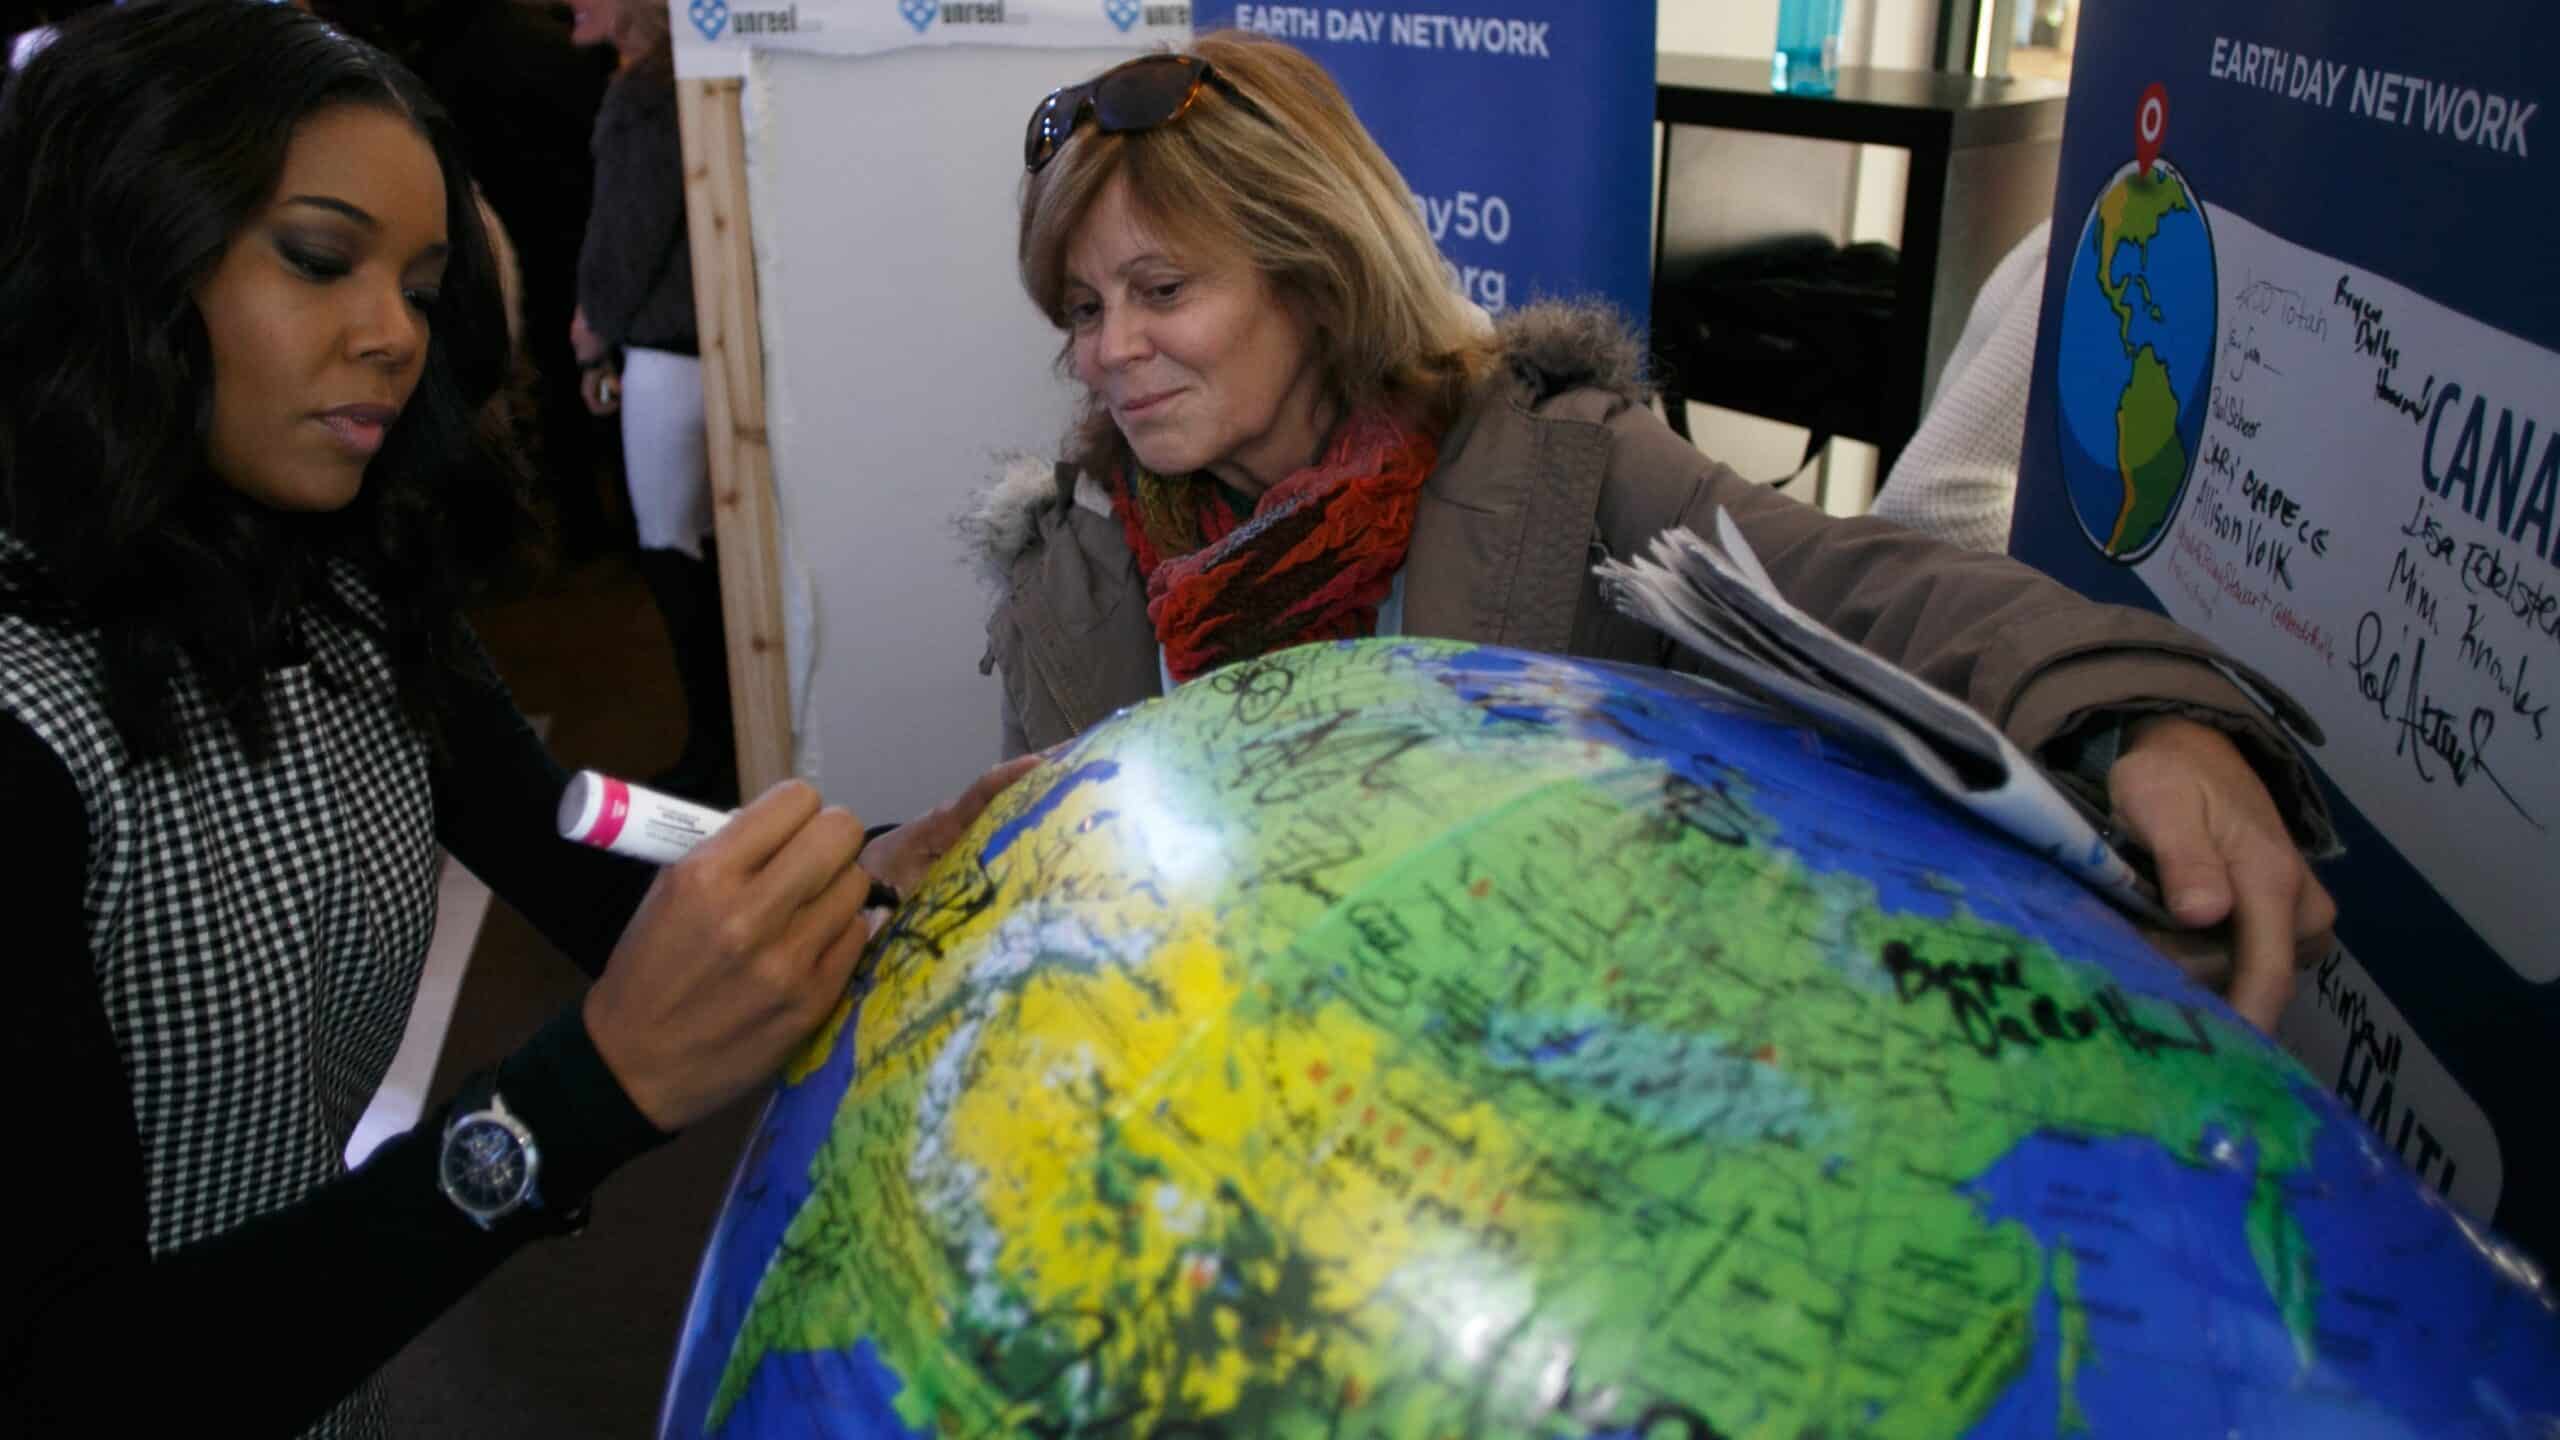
{"left": 1656, "top": 0, "right": 1781, "bottom": 56}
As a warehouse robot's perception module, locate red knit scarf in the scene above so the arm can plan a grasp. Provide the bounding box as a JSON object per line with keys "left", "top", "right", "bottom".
{"left": 1108, "top": 409, "right": 1439, "bottom": 684}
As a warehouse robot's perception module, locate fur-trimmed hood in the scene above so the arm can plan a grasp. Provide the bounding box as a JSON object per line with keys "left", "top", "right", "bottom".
{"left": 1494, "top": 300, "right": 1650, "bottom": 406}
{"left": 955, "top": 451, "right": 1064, "bottom": 592}
{"left": 958, "top": 301, "right": 1648, "bottom": 579}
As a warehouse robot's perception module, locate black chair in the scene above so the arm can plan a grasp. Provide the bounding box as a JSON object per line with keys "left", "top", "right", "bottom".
{"left": 1651, "top": 233, "right": 1901, "bottom": 480}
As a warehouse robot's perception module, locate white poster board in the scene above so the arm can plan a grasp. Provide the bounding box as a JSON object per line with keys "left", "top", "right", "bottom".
{"left": 741, "top": 43, "right": 1159, "bottom": 822}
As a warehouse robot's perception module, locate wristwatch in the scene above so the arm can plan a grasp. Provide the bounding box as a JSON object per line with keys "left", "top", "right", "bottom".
{"left": 438, "top": 1075, "right": 583, "bottom": 1234}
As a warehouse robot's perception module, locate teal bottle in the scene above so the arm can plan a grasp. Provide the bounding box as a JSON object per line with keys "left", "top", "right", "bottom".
{"left": 1772, "top": 0, "right": 1844, "bottom": 95}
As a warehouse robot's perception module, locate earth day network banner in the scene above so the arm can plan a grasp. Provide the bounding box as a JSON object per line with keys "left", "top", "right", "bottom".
{"left": 674, "top": 0, "right": 1656, "bottom": 318}
{"left": 2011, "top": 0, "right": 2558, "bottom": 1260}
{"left": 672, "top": 0, "right": 1193, "bottom": 79}
{"left": 1196, "top": 2, "right": 1657, "bottom": 326}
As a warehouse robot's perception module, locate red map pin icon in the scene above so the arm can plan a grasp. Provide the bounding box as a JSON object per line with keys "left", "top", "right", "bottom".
{"left": 2136, "top": 82, "right": 2168, "bottom": 175}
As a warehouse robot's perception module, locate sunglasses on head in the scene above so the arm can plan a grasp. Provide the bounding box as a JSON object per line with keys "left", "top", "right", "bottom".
{"left": 1023, "top": 53, "right": 1273, "bottom": 175}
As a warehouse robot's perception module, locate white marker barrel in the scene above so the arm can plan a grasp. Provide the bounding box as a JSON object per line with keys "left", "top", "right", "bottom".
{"left": 558, "top": 771, "right": 731, "bottom": 866}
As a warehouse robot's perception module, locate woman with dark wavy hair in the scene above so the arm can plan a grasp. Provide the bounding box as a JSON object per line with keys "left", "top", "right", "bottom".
{"left": 0, "top": 5, "right": 1017, "bottom": 1434}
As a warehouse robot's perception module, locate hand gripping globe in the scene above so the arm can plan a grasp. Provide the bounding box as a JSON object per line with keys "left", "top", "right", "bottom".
{"left": 661, "top": 638, "right": 2557, "bottom": 1439}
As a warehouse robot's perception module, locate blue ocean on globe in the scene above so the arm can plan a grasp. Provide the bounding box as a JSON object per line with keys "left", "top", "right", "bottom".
{"left": 2055, "top": 160, "right": 2218, "bottom": 561}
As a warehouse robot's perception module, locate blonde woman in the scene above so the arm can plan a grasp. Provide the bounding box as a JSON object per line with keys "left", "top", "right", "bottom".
{"left": 970, "top": 32, "right": 2338, "bottom": 1029}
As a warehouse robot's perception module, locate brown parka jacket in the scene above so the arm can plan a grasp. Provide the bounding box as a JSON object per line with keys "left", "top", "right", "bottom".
{"left": 969, "top": 304, "right": 2334, "bottom": 852}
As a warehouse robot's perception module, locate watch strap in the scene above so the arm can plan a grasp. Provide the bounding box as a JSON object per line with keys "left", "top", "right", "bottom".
{"left": 488, "top": 1007, "right": 678, "bottom": 1228}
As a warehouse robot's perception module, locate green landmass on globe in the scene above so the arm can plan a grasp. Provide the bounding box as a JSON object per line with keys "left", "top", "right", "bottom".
{"left": 662, "top": 638, "right": 2560, "bottom": 1439}
{"left": 2092, "top": 169, "right": 2196, "bottom": 556}
{"left": 2112, "top": 348, "right": 2187, "bottom": 555}
{"left": 2092, "top": 170, "right": 2189, "bottom": 347}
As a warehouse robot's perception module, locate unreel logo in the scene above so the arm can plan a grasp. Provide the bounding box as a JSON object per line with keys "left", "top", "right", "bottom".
{"left": 729, "top": 3, "right": 803, "bottom": 33}
{"left": 898, "top": 0, "right": 936, "bottom": 31}
{"left": 690, "top": 0, "right": 728, "bottom": 40}
{"left": 929, "top": 0, "right": 1008, "bottom": 25}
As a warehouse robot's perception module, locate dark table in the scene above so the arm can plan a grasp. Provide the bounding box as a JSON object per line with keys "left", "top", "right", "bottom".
{"left": 1652, "top": 55, "right": 2068, "bottom": 482}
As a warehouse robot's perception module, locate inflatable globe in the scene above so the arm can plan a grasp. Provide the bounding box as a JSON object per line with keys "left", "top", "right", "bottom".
{"left": 2054, "top": 159, "right": 2217, "bottom": 564}
{"left": 661, "top": 638, "right": 2557, "bottom": 1438}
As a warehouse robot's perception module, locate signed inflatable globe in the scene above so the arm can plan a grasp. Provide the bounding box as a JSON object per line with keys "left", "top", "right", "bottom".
{"left": 661, "top": 639, "right": 2557, "bottom": 1438}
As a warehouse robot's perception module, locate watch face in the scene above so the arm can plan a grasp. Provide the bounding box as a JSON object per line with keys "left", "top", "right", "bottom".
{"left": 442, "top": 1114, "right": 532, "bottom": 1217}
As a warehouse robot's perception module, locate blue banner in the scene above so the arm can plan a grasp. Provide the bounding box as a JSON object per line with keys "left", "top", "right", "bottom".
{"left": 2011, "top": 0, "right": 2558, "bottom": 1260}
{"left": 1196, "top": 2, "right": 1658, "bottom": 327}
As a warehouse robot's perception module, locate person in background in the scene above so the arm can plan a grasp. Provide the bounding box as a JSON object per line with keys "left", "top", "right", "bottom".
{"left": 970, "top": 33, "right": 2337, "bottom": 1030}
{"left": 5, "top": 1, "right": 110, "bottom": 73}
{"left": 321, "top": 0, "right": 621, "bottom": 562}
{"left": 0, "top": 6, "right": 1020, "bottom": 1433}
{"left": 1869, "top": 218, "right": 2051, "bottom": 551}
{"left": 432, "top": 0, "right": 617, "bottom": 561}
{"left": 569, "top": 0, "right": 733, "bottom": 803}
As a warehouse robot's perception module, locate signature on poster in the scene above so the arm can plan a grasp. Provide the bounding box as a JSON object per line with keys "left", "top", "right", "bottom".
{"left": 2349, "top": 610, "right": 2542, "bottom": 828}
{"left": 2221, "top": 324, "right": 2283, "bottom": 383}
{"left": 2235, "top": 274, "right": 2328, "bottom": 343}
